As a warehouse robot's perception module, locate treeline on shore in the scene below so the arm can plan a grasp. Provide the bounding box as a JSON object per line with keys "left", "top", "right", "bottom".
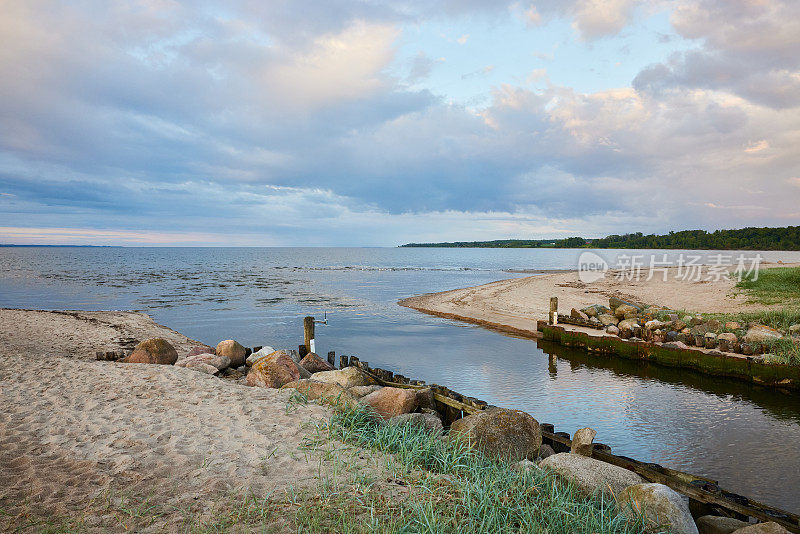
{"left": 401, "top": 226, "right": 800, "bottom": 250}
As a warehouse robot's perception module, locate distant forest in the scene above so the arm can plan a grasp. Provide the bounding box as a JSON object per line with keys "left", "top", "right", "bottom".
{"left": 401, "top": 226, "right": 800, "bottom": 251}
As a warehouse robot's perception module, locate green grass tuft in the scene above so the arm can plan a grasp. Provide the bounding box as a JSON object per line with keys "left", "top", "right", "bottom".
{"left": 736, "top": 266, "right": 800, "bottom": 305}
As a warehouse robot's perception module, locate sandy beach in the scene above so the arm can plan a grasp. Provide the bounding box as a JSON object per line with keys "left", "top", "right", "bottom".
{"left": 399, "top": 263, "right": 800, "bottom": 338}
{"left": 0, "top": 309, "right": 390, "bottom": 532}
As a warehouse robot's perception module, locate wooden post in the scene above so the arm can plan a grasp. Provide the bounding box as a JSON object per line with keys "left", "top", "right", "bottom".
{"left": 549, "top": 297, "right": 558, "bottom": 325}
{"left": 303, "top": 316, "right": 315, "bottom": 354}
{"left": 327, "top": 351, "right": 335, "bottom": 367}
{"left": 339, "top": 354, "right": 349, "bottom": 369}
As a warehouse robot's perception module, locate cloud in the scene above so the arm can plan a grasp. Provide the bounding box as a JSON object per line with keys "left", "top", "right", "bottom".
{"left": 0, "top": 0, "right": 798, "bottom": 245}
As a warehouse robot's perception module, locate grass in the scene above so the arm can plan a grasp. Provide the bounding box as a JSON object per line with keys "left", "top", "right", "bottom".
{"left": 289, "top": 401, "right": 653, "bottom": 534}
{"left": 735, "top": 266, "right": 800, "bottom": 306}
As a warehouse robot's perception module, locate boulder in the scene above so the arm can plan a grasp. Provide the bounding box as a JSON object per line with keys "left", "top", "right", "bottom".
{"left": 246, "top": 351, "right": 301, "bottom": 388}
{"left": 124, "top": 338, "right": 178, "bottom": 365}
{"left": 361, "top": 387, "right": 418, "bottom": 419}
{"left": 300, "top": 352, "right": 334, "bottom": 373}
{"left": 706, "top": 319, "right": 722, "bottom": 331}
{"left": 540, "top": 453, "right": 644, "bottom": 498}
{"left": 609, "top": 297, "right": 642, "bottom": 312}
{"left": 582, "top": 305, "right": 609, "bottom": 318}
{"left": 704, "top": 332, "right": 718, "bottom": 348}
{"left": 389, "top": 413, "right": 443, "bottom": 435}
{"left": 690, "top": 316, "right": 705, "bottom": 326}
{"left": 570, "top": 427, "right": 596, "bottom": 456}
{"left": 449, "top": 407, "right": 541, "bottom": 461}
{"left": 571, "top": 308, "right": 590, "bottom": 321}
{"left": 281, "top": 379, "right": 356, "bottom": 406}
{"left": 725, "top": 322, "right": 742, "bottom": 331}
{"left": 615, "top": 304, "right": 639, "bottom": 319}
{"left": 730, "top": 523, "right": 790, "bottom": 534}
{"left": 718, "top": 332, "right": 737, "bottom": 344}
{"left": 789, "top": 324, "right": 800, "bottom": 336}
{"left": 186, "top": 345, "right": 215, "bottom": 357}
{"left": 606, "top": 325, "right": 620, "bottom": 335}
{"left": 744, "top": 326, "right": 783, "bottom": 344}
{"left": 618, "top": 318, "right": 639, "bottom": 331}
{"left": 348, "top": 385, "right": 383, "bottom": 398}
{"left": 175, "top": 352, "right": 230, "bottom": 370}
{"left": 696, "top": 516, "right": 750, "bottom": 534}
{"left": 645, "top": 320, "right": 666, "bottom": 330}
{"left": 618, "top": 483, "right": 698, "bottom": 534}
{"left": 178, "top": 361, "right": 219, "bottom": 375}
{"left": 598, "top": 314, "right": 619, "bottom": 326}
{"left": 310, "top": 367, "right": 377, "bottom": 389}
{"left": 216, "top": 340, "right": 247, "bottom": 368}
{"left": 246, "top": 346, "right": 275, "bottom": 367}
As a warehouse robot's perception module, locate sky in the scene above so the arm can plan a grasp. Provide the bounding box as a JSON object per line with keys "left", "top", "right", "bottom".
{"left": 0, "top": 0, "right": 798, "bottom": 246}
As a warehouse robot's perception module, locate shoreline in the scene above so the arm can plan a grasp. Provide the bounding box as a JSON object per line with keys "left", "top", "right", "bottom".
{"left": 399, "top": 263, "right": 800, "bottom": 335}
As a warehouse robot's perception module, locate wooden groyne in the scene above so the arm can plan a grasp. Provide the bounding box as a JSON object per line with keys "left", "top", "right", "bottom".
{"left": 331, "top": 353, "right": 800, "bottom": 532}
{"left": 538, "top": 321, "right": 800, "bottom": 390}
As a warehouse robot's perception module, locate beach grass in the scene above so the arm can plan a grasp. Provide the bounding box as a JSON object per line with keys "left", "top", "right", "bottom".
{"left": 288, "top": 401, "right": 651, "bottom": 534}
{"left": 735, "top": 266, "right": 800, "bottom": 306}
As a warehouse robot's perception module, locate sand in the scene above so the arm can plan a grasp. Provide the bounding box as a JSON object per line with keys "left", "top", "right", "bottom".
{"left": 399, "top": 263, "right": 800, "bottom": 338}
{"left": 0, "top": 309, "right": 391, "bottom": 532}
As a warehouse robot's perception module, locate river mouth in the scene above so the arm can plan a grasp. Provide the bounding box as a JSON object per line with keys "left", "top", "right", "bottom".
{"left": 1, "top": 246, "right": 799, "bottom": 513}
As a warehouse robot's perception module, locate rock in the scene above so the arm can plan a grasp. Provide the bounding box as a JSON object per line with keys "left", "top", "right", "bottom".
{"left": 310, "top": 367, "right": 378, "bottom": 389}
{"left": 540, "top": 452, "right": 644, "bottom": 498}
{"left": 389, "top": 412, "right": 443, "bottom": 435}
{"left": 299, "top": 352, "right": 334, "bottom": 373}
{"left": 744, "top": 326, "right": 783, "bottom": 344}
{"left": 598, "top": 314, "right": 619, "bottom": 326}
{"left": 682, "top": 315, "right": 693, "bottom": 324}
{"left": 216, "top": 340, "right": 247, "bottom": 368}
{"left": 571, "top": 308, "right": 589, "bottom": 321}
{"left": 449, "top": 407, "right": 541, "bottom": 461}
{"left": 178, "top": 361, "right": 219, "bottom": 375}
{"left": 606, "top": 325, "right": 620, "bottom": 335}
{"left": 175, "top": 352, "right": 231, "bottom": 370}
{"left": 618, "top": 318, "right": 639, "bottom": 331}
{"left": 124, "top": 338, "right": 178, "bottom": 365}
{"left": 704, "top": 332, "right": 718, "bottom": 348}
{"left": 666, "top": 331, "right": 679, "bottom": 342}
{"left": 416, "top": 388, "right": 436, "bottom": 411}
{"left": 570, "top": 427, "right": 596, "bottom": 456}
{"left": 609, "top": 297, "right": 642, "bottom": 312}
{"left": 690, "top": 316, "right": 705, "bottom": 326}
{"left": 691, "top": 324, "right": 709, "bottom": 335}
{"left": 281, "top": 379, "right": 356, "bottom": 406}
{"left": 538, "top": 444, "right": 555, "bottom": 460}
{"left": 706, "top": 319, "right": 722, "bottom": 331}
{"left": 671, "top": 320, "right": 688, "bottom": 331}
{"left": 696, "top": 516, "right": 750, "bottom": 534}
{"left": 361, "top": 387, "right": 418, "bottom": 419}
{"left": 582, "top": 305, "right": 609, "bottom": 318}
{"left": 186, "top": 345, "right": 215, "bottom": 357}
{"left": 245, "top": 351, "right": 301, "bottom": 388}
{"left": 730, "top": 523, "right": 790, "bottom": 534}
{"left": 618, "top": 483, "right": 698, "bottom": 534}
{"left": 615, "top": 304, "right": 639, "bottom": 319}
{"left": 246, "top": 346, "right": 275, "bottom": 367}
{"left": 718, "top": 332, "right": 737, "bottom": 343}
{"left": 515, "top": 459, "right": 538, "bottom": 472}
{"left": 348, "top": 385, "right": 383, "bottom": 398}
{"left": 725, "top": 322, "right": 742, "bottom": 330}
{"left": 645, "top": 320, "right": 666, "bottom": 330}
{"left": 789, "top": 324, "right": 800, "bottom": 335}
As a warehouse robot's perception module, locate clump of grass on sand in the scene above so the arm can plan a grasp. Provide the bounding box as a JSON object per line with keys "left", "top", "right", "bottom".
{"left": 287, "top": 396, "right": 650, "bottom": 534}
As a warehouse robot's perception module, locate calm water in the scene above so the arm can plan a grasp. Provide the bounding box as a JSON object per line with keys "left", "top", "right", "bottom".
{"left": 2, "top": 246, "right": 800, "bottom": 512}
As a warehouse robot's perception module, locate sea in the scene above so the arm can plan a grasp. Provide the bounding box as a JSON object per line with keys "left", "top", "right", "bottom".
{"left": 1, "top": 246, "right": 799, "bottom": 512}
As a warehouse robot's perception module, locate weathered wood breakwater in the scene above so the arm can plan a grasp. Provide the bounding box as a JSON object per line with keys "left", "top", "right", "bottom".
{"left": 335, "top": 355, "right": 800, "bottom": 533}
{"left": 542, "top": 296, "right": 800, "bottom": 390}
